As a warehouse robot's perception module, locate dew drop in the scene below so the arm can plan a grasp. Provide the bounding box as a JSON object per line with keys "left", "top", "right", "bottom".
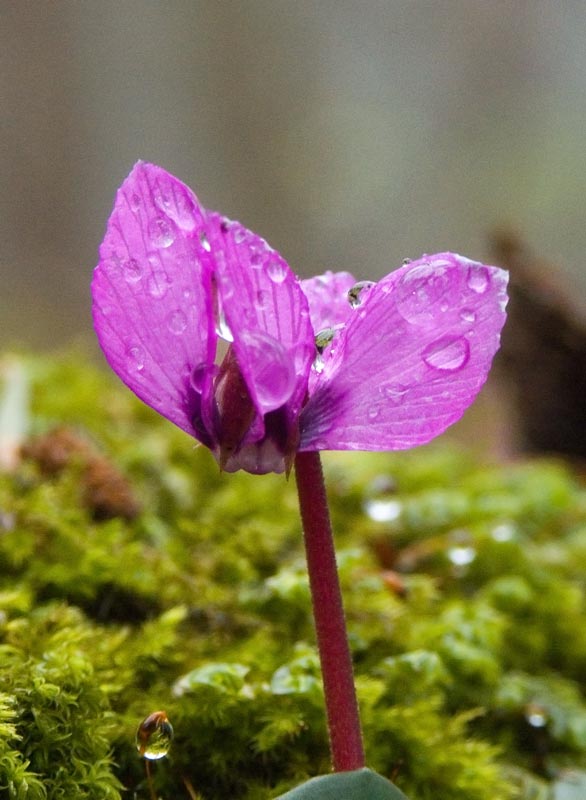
{"left": 127, "top": 345, "right": 145, "bottom": 372}
{"left": 467, "top": 264, "right": 490, "bottom": 294}
{"left": 395, "top": 263, "right": 451, "bottom": 324}
{"left": 240, "top": 330, "right": 295, "bottom": 410}
{"left": 460, "top": 308, "right": 476, "bottom": 323}
{"left": 525, "top": 705, "right": 547, "bottom": 728}
{"left": 147, "top": 270, "right": 171, "bottom": 298}
{"left": 314, "top": 327, "right": 336, "bottom": 354}
{"left": 267, "top": 261, "right": 288, "bottom": 284}
{"left": 381, "top": 383, "right": 409, "bottom": 404}
{"left": 136, "top": 711, "right": 174, "bottom": 760}
{"left": 368, "top": 405, "right": 380, "bottom": 420}
{"left": 364, "top": 498, "right": 402, "bottom": 523}
{"left": 190, "top": 362, "right": 208, "bottom": 393}
{"left": 348, "top": 280, "right": 376, "bottom": 308}
{"left": 250, "top": 249, "right": 263, "bottom": 267}
{"left": 422, "top": 335, "right": 470, "bottom": 372}
{"left": 233, "top": 228, "right": 247, "bottom": 244}
{"left": 255, "top": 290, "right": 268, "bottom": 310}
{"left": 448, "top": 546, "right": 476, "bottom": 566}
{"left": 148, "top": 216, "right": 176, "bottom": 248}
{"left": 199, "top": 231, "right": 212, "bottom": 252}
{"left": 167, "top": 310, "right": 187, "bottom": 335}
{"left": 123, "top": 258, "right": 143, "bottom": 283}
{"left": 129, "top": 193, "right": 141, "bottom": 211}
{"left": 154, "top": 185, "right": 197, "bottom": 231}
{"left": 312, "top": 353, "right": 325, "bottom": 374}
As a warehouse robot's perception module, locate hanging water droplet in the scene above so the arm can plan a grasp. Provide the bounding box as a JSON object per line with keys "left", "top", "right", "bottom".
{"left": 148, "top": 217, "right": 176, "bottom": 248}
{"left": 460, "top": 308, "right": 476, "bottom": 323}
{"left": 467, "top": 264, "right": 490, "bottom": 294}
{"left": 347, "top": 280, "right": 376, "bottom": 309}
{"left": 422, "top": 336, "right": 470, "bottom": 372}
{"left": 167, "top": 310, "right": 187, "bottom": 335}
{"left": 215, "top": 309, "right": 234, "bottom": 342}
{"left": 395, "top": 263, "right": 450, "bottom": 325}
{"left": 240, "top": 330, "right": 295, "bottom": 410}
{"left": 123, "top": 258, "right": 143, "bottom": 283}
{"left": 267, "top": 261, "right": 288, "bottom": 284}
{"left": 447, "top": 546, "right": 476, "bottom": 566}
{"left": 199, "top": 231, "right": 212, "bottom": 252}
{"left": 147, "top": 270, "right": 171, "bottom": 298}
{"left": 127, "top": 346, "right": 145, "bottom": 373}
{"left": 525, "top": 705, "right": 547, "bottom": 728}
{"left": 136, "top": 711, "right": 174, "bottom": 760}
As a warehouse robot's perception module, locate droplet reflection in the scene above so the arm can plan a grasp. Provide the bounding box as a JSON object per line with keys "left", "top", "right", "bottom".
{"left": 136, "top": 711, "right": 174, "bottom": 760}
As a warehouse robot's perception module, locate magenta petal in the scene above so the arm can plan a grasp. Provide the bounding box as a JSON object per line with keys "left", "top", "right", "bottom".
{"left": 299, "top": 253, "right": 508, "bottom": 451}
{"left": 91, "top": 162, "right": 216, "bottom": 438}
{"left": 206, "top": 213, "right": 315, "bottom": 432}
{"left": 300, "top": 271, "right": 357, "bottom": 332}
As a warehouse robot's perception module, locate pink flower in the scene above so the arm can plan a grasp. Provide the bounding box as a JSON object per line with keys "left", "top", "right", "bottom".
{"left": 92, "top": 162, "right": 508, "bottom": 474}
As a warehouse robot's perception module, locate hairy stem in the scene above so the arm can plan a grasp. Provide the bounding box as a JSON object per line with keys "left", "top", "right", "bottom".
{"left": 294, "top": 450, "right": 365, "bottom": 772}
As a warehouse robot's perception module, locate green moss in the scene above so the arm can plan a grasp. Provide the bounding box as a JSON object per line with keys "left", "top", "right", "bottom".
{"left": 2, "top": 352, "right": 586, "bottom": 798}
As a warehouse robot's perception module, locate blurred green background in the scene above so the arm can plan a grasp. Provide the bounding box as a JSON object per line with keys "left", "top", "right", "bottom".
{"left": 2, "top": 1, "right": 586, "bottom": 349}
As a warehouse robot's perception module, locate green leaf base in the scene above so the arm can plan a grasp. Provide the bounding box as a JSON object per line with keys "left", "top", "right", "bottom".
{"left": 275, "top": 768, "right": 409, "bottom": 799}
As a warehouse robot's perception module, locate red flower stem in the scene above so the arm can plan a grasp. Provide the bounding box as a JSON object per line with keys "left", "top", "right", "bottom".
{"left": 294, "top": 450, "right": 365, "bottom": 772}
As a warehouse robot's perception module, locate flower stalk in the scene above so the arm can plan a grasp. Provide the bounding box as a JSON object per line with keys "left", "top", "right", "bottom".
{"left": 294, "top": 450, "right": 365, "bottom": 772}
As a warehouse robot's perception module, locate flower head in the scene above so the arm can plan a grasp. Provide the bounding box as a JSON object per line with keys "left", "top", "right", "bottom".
{"left": 92, "top": 162, "right": 508, "bottom": 474}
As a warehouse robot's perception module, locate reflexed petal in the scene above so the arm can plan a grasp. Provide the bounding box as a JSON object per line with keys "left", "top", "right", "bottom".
{"left": 299, "top": 253, "right": 508, "bottom": 451}
{"left": 205, "top": 213, "right": 315, "bottom": 439}
{"left": 91, "top": 162, "right": 216, "bottom": 438}
{"left": 300, "top": 270, "right": 357, "bottom": 332}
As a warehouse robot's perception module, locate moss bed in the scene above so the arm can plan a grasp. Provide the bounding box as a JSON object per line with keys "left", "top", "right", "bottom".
{"left": 1, "top": 353, "right": 586, "bottom": 799}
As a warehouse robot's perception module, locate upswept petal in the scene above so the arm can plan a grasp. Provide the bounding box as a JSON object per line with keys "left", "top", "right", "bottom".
{"left": 91, "top": 162, "right": 216, "bottom": 438}
{"left": 298, "top": 253, "right": 508, "bottom": 451}
{"left": 300, "top": 271, "right": 357, "bottom": 332}
{"left": 205, "top": 213, "right": 315, "bottom": 439}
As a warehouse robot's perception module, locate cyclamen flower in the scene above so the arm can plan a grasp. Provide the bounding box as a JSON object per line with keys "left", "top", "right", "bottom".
{"left": 92, "top": 162, "right": 508, "bottom": 474}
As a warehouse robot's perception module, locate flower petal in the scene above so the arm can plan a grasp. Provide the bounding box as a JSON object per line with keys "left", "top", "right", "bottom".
{"left": 91, "top": 162, "right": 216, "bottom": 439}
{"left": 299, "top": 253, "right": 508, "bottom": 451}
{"left": 300, "top": 270, "right": 357, "bottom": 332}
{"left": 205, "top": 213, "right": 315, "bottom": 436}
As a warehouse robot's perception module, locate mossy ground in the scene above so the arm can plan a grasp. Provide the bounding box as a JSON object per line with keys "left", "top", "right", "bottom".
{"left": 1, "top": 353, "right": 586, "bottom": 799}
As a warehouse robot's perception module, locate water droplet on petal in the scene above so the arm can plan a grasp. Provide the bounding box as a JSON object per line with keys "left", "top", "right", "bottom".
{"left": 240, "top": 330, "right": 295, "bottom": 410}
{"left": 312, "top": 353, "right": 325, "bottom": 374}
{"left": 148, "top": 217, "right": 176, "bottom": 248}
{"left": 190, "top": 362, "right": 209, "bottom": 392}
{"left": 129, "top": 193, "right": 142, "bottom": 211}
{"left": 422, "top": 336, "right": 470, "bottom": 372}
{"left": 395, "top": 263, "right": 451, "bottom": 324}
{"left": 267, "top": 261, "right": 288, "bottom": 284}
{"left": 147, "top": 270, "right": 172, "bottom": 298}
{"left": 136, "top": 711, "right": 174, "bottom": 760}
{"left": 233, "top": 228, "right": 247, "bottom": 244}
{"left": 123, "top": 258, "right": 143, "bottom": 283}
{"left": 368, "top": 405, "right": 379, "bottom": 420}
{"left": 255, "top": 290, "right": 268, "bottom": 310}
{"left": 199, "top": 231, "right": 212, "bottom": 252}
{"left": 167, "top": 310, "right": 187, "bottom": 335}
{"left": 314, "top": 327, "right": 336, "bottom": 354}
{"left": 250, "top": 248, "right": 263, "bottom": 267}
{"left": 348, "top": 280, "right": 376, "bottom": 308}
{"left": 467, "top": 264, "right": 490, "bottom": 294}
{"left": 127, "top": 346, "right": 145, "bottom": 372}
{"left": 460, "top": 308, "right": 476, "bottom": 323}
{"left": 381, "top": 383, "right": 409, "bottom": 404}
{"left": 153, "top": 185, "right": 197, "bottom": 231}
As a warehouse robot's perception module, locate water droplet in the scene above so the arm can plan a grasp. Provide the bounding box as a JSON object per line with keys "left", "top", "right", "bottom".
{"left": 233, "top": 228, "right": 247, "bottom": 244}
{"left": 381, "top": 383, "right": 409, "bottom": 404}
{"left": 460, "top": 308, "right": 476, "bottom": 323}
{"left": 364, "top": 498, "right": 402, "bottom": 523}
{"left": 147, "top": 270, "right": 171, "bottom": 298}
{"left": 123, "top": 258, "right": 143, "bottom": 283}
{"left": 448, "top": 546, "right": 476, "bottom": 566}
{"left": 402, "top": 257, "right": 412, "bottom": 265}
{"left": 127, "top": 346, "right": 145, "bottom": 372}
{"left": 467, "top": 264, "right": 490, "bottom": 294}
{"left": 315, "top": 327, "right": 336, "bottom": 354}
{"left": 395, "top": 263, "right": 451, "bottom": 324}
{"left": 312, "top": 353, "right": 325, "bottom": 373}
{"left": 240, "top": 330, "right": 295, "bottom": 410}
{"left": 267, "top": 261, "right": 288, "bottom": 284}
{"left": 154, "top": 185, "right": 197, "bottom": 231}
{"left": 525, "top": 705, "right": 547, "bottom": 728}
{"left": 136, "top": 711, "right": 174, "bottom": 760}
{"left": 167, "top": 310, "right": 187, "bottom": 335}
{"left": 368, "top": 405, "right": 379, "bottom": 420}
{"left": 190, "top": 362, "right": 208, "bottom": 392}
{"left": 348, "top": 280, "right": 376, "bottom": 308}
{"left": 250, "top": 248, "right": 263, "bottom": 267}
{"left": 491, "top": 522, "right": 515, "bottom": 542}
{"left": 148, "top": 216, "right": 176, "bottom": 248}
{"left": 129, "top": 193, "right": 141, "bottom": 211}
{"left": 422, "top": 336, "right": 470, "bottom": 372}
{"left": 199, "top": 231, "right": 211, "bottom": 252}
{"left": 215, "top": 309, "right": 234, "bottom": 342}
